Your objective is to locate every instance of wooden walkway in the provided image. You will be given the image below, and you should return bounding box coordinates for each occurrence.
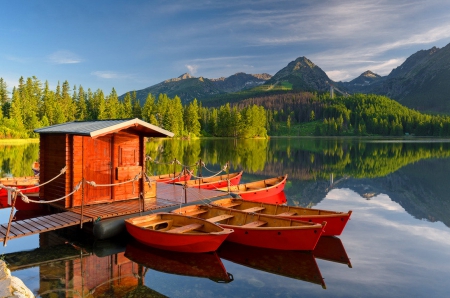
[0,183,228,243]
[0,212,91,243]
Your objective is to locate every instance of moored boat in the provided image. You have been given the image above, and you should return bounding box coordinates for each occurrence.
[0,176,40,210]
[148,169,192,183]
[216,175,288,203]
[172,204,325,251]
[124,212,233,253]
[211,198,352,236]
[176,171,243,190]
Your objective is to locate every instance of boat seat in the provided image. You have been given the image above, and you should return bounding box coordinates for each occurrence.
[220,202,242,208]
[185,209,208,216]
[143,220,173,231]
[168,223,203,233]
[206,214,234,223]
[242,220,267,228]
[241,206,265,213]
[277,211,297,216]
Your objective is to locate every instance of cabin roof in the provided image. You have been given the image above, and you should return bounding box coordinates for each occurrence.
[34,118,174,138]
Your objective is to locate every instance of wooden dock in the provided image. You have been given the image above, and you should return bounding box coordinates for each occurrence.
[0,183,228,243]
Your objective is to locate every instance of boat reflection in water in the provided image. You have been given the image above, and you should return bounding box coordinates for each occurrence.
[314,236,352,268]
[125,239,233,283]
[217,241,327,289]
[217,235,352,290]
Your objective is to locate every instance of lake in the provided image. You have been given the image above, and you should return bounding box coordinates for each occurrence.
[1,137,450,297]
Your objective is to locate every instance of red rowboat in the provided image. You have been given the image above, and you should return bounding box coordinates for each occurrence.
[148,170,192,183]
[172,204,325,251]
[176,171,243,190]
[217,241,326,289]
[0,176,40,210]
[211,198,352,236]
[216,175,288,203]
[125,239,233,283]
[124,212,233,253]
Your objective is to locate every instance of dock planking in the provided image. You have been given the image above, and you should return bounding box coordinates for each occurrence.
[0,183,227,243]
[0,212,91,243]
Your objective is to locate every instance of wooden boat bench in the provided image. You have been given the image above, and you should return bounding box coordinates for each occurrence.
[277,211,297,216]
[142,219,174,231]
[206,214,234,223]
[184,209,208,216]
[219,202,242,208]
[241,206,265,213]
[168,223,203,233]
[242,220,267,228]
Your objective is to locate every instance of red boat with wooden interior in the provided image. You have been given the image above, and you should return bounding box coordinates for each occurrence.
[124,212,233,253]
[216,175,288,203]
[172,204,325,251]
[211,198,352,236]
[147,169,191,183]
[176,171,243,190]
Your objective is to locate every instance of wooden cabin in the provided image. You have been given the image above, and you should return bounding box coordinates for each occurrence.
[34,118,174,209]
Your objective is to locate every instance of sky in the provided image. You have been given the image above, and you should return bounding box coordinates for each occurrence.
[2,0,450,96]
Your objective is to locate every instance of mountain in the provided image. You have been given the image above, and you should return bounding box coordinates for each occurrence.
[121,72,271,104]
[343,44,450,113]
[339,70,383,92]
[265,56,333,92]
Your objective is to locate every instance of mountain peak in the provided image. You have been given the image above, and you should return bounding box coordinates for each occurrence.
[178,73,194,79]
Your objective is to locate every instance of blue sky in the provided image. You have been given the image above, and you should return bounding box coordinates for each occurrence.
[2,0,450,96]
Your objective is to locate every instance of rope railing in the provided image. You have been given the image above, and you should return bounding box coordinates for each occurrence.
[19,166,68,191]
[86,173,141,194]
[18,181,83,204]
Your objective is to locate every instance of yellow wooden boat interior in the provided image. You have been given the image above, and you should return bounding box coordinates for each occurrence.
[0,176,39,186]
[173,205,324,230]
[125,213,227,234]
[216,175,285,192]
[211,198,351,218]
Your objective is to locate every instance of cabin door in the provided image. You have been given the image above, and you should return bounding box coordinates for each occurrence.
[84,136,113,204]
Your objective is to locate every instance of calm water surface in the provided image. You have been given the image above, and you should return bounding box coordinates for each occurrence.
[1,138,450,297]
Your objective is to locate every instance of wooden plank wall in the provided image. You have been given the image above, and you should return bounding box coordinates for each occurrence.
[40,134,70,208]
[71,136,84,207]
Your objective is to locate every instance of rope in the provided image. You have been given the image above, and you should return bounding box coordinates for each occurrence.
[19,181,83,204]
[19,166,68,191]
[87,173,141,194]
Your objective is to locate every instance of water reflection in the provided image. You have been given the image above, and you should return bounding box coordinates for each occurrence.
[125,240,233,283]
[3,226,352,297]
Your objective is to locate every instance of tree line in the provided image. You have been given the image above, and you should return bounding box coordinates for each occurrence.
[0,76,267,138]
[2,76,450,138]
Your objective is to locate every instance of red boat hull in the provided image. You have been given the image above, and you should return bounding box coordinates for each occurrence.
[221,175,288,204]
[126,223,230,253]
[219,223,323,251]
[154,172,192,184]
[188,172,243,190]
[281,212,352,236]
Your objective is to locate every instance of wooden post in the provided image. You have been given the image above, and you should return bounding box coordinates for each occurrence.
[173,158,177,178]
[198,158,202,189]
[80,180,85,229]
[184,166,188,203]
[3,190,18,246]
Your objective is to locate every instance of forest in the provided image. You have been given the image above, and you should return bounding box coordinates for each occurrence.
[1,76,450,139]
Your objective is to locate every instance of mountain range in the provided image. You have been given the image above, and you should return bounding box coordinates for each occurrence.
[122,42,450,113]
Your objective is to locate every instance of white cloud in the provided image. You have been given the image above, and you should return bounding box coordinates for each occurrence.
[91,71,120,79]
[185,64,198,75]
[47,50,82,64]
